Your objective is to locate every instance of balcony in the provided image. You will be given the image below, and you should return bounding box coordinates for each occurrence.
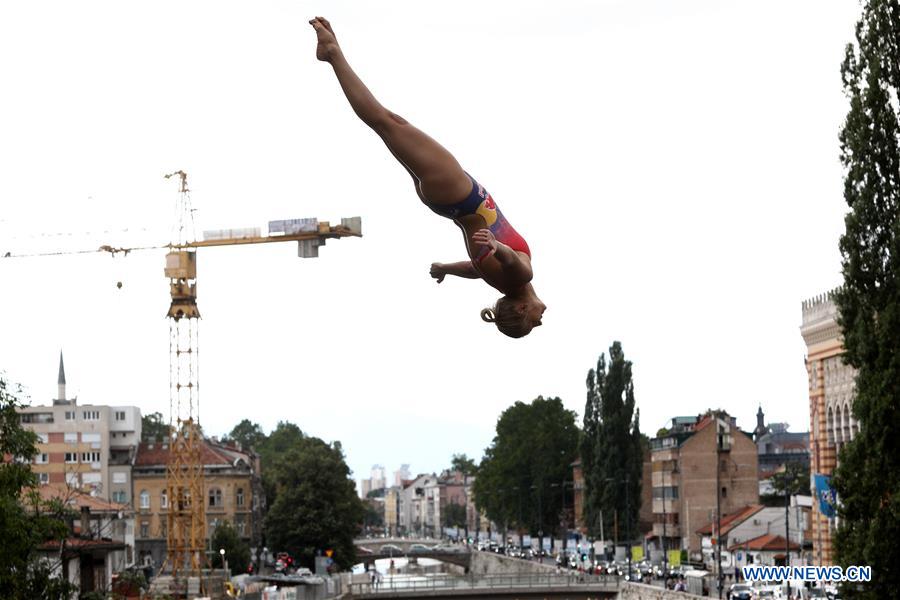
[651,523,681,538]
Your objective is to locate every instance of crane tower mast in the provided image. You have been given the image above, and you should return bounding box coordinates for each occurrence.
[162,171,206,582]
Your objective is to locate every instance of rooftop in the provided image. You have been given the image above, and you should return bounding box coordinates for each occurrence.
[696,505,765,536]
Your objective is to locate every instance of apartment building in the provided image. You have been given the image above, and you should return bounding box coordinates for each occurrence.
[18,353,141,502]
[649,412,759,557]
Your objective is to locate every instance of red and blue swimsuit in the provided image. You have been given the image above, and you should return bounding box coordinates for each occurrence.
[426,175,531,263]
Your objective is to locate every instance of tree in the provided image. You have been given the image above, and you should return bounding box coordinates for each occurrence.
[474,396,579,548]
[362,499,384,532]
[760,463,811,507]
[581,342,643,547]
[256,421,305,507]
[225,419,266,452]
[442,501,467,528]
[210,520,251,574]
[450,454,477,476]
[263,435,365,570]
[0,375,76,599]
[831,1,900,596]
[141,411,169,442]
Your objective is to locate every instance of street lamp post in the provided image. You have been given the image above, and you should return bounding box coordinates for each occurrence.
[219,548,227,583]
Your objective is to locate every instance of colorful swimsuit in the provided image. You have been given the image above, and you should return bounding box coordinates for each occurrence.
[426,175,531,263]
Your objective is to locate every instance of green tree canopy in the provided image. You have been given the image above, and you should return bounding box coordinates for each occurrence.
[141,411,169,442]
[263,435,365,570]
[450,454,477,476]
[0,376,76,599]
[831,1,900,597]
[442,502,467,528]
[225,419,266,452]
[474,396,579,540]
[581,342,643,544]
[210,520,251,573]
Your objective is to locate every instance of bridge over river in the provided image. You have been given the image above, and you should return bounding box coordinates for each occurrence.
[348,573,619,600]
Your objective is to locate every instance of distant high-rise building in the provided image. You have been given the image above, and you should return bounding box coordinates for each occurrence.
[359,464,388,498]
[394,464,411,487]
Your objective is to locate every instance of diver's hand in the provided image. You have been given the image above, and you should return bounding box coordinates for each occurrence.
[430,263,446,283]
[472,229,497,257]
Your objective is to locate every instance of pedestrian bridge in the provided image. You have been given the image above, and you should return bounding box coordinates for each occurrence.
[348,573,619,599]
[355,538,448,553]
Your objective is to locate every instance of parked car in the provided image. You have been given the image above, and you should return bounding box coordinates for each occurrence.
[409,544,431,553]
[380,544,403,555]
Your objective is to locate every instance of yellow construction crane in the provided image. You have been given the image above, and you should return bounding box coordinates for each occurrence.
[3,171,361,596]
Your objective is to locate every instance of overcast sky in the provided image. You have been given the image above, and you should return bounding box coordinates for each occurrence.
[0,0,859,485]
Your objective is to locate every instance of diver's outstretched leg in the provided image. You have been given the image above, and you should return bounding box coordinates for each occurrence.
[310,17,472,205]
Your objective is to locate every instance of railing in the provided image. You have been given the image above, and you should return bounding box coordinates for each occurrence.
[349,572,618,596]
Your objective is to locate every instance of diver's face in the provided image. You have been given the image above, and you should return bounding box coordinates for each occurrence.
[527,299,547,327]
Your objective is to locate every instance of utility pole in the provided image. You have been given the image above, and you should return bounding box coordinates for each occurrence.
[625,475,631,582]
[785,470,792,600]
[662,478,668,584]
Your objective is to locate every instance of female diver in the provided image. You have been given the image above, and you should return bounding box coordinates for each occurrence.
[310,17,546,337]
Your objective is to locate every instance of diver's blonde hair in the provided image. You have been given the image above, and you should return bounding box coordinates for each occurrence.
[481,298,531,339]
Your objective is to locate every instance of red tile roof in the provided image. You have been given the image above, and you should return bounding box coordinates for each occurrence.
[728,534,801,552]
[135,439,249,467]
[696,505,764,535]
[37,485,130,513]
[39,537,126,553]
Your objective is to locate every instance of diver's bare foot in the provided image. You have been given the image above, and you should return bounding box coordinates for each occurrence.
[309,17,340,62]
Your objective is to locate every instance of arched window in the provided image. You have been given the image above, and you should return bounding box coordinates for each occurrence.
[835,406,843,444]
[161,489,168,509]
[236,487,245,507]
[140,490,150,510]
[843,404,851,443]
[826,407,834,445]
[209,487,223,508]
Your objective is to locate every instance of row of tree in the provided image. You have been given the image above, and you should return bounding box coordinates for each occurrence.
[471,342,645,551]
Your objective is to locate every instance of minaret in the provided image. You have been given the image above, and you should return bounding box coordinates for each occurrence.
[57,351,67,402]
[754,405,766,440]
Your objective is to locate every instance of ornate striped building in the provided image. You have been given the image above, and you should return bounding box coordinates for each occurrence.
[800,291,858,565]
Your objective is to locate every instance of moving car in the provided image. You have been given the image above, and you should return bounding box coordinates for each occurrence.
[728,583,753,600]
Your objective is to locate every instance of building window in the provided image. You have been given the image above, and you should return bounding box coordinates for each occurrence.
[115,411,126,421]
[209,488,223,508]
[65,452,78,463]
[65,411,75,421]
[113,472,127,484]
[81,452,101,463]
[140,522,149,538]
[235,516,246,536]
[140,490,150,510]
[652,486,679,499]
[64,432,78,444]
[82,411,100,421]
[36,433,49,444]
[161,490,169,509]
[21,413,54,424]
[38,473,50,485]
[112,490,127,503]
[721,487,728,498]
[236,488,245,507]
[34,453,49,464]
